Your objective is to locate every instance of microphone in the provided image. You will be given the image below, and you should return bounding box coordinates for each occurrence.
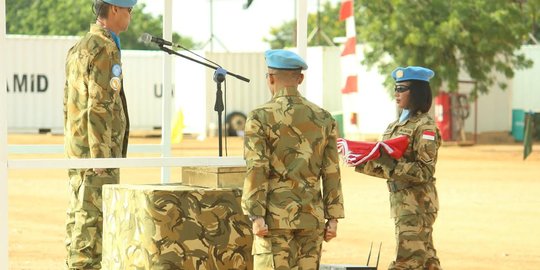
[139,33,250,83]
[139,33,172,46]
[213,67,227,83]
[143,32,224,69]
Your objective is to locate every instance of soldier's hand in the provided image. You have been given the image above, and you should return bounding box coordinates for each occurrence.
[93,168,106,175]
[374,150,397,178]
[354,163,366,173]
[252,217,268,237]
[324,219,338,242]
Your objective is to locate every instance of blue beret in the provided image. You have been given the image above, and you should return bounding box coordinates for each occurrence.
[103,0,137,8]
[265,49,308,70]
[391,66,434,82]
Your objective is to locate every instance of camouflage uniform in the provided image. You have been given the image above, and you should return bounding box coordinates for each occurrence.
[63,23,130,269]
[356,111,441,270]
[101,185,254,270]
[242,86,345,270]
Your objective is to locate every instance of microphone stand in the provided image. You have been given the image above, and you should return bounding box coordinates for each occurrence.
[157,45,250,157]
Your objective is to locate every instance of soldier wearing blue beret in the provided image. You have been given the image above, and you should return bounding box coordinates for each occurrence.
[63,0,136,268]
[356,66,442,269]
[391,66,435,82]
[242,50,345,269]
[264,49,309,70]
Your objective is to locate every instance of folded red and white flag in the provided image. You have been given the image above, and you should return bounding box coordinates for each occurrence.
[378,136,410,159]
[337,138,380,165]
[337,136,409,166]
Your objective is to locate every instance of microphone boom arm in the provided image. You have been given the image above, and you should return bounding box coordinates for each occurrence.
[157,45,250,83]
[155,44,249,157]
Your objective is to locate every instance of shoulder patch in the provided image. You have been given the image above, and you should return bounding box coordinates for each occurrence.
[110,77,121,91]
[422,130,436,140]
[112,64,122,77]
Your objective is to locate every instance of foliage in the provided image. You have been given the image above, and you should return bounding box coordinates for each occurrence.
[264,1,344,48]
[265,0,535,97]
[6,0,199,50]
[357,0,532,97]
[519,0,540,44]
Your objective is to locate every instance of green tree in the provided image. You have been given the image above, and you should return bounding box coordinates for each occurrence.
[518,0,540,44]
[6,0,199,50]
[264,1,344,48]
[265,0,534,97]
[358,0,532,97]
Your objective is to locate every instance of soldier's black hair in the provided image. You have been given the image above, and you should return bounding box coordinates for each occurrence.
[93,0,111,19]
[407,80,432,114]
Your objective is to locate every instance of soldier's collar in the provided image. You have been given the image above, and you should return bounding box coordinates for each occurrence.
[407,111,426,122]
[396,111,425,125]
[90,23,114,42]
[273,87,301,98]
[91,23,108,35]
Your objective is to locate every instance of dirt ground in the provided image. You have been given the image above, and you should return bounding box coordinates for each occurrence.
[5,134,540,270]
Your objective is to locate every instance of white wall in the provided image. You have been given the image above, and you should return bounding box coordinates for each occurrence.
[513,45,540,112]
[457,78,513,133]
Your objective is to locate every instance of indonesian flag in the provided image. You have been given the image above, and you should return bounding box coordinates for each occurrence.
[340,0,358,94]
[422,131,436,140]
[337,136,410,166]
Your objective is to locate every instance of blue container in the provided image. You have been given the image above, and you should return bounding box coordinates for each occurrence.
[512,109,525,141]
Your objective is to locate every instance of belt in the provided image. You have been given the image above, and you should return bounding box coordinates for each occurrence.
[386,180,413,193]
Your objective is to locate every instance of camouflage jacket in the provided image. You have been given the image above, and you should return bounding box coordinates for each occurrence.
[356,112,440,217]
[241,87,345,229]
[64,24,130,160]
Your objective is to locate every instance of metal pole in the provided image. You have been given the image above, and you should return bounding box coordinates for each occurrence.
[210,0,214,52]
[296,0,308,95]
[161,0,173,183]
[0,0,10,268]
[317,0,321,45]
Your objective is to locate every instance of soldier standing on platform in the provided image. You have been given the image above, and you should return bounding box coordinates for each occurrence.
[355,66,442,270]
[242,49,345,270]
[63,0,135,268]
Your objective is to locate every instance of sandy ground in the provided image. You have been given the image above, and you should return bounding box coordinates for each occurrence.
[5,134,540,270]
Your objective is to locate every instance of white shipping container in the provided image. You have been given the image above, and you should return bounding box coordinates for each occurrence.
[4,36,175,134]
[7,36,531,138]
[205,47,347,136]
[5,35,78,133]
[122,50,169,131]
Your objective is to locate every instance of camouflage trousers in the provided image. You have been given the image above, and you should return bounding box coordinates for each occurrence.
[65,168,119,270]
[389,213,441,270]
[252,228,324,270]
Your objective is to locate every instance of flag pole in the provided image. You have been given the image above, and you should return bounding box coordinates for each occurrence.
[1,0,10,268]
[296,0,308,95]
[161,0,173,183]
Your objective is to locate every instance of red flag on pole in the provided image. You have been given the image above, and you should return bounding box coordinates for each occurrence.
[341,76,358,94]
[340,0,358,94]
[341,37,356,56]
[339,0,353,21]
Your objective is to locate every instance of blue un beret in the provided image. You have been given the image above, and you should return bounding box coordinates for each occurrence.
[391,66,434,82]
[102,0,137,8]
[265,49,308,70]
